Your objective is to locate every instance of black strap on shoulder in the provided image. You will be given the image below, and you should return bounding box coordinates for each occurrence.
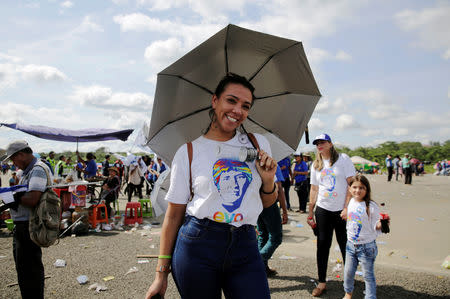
[247,133,260,151]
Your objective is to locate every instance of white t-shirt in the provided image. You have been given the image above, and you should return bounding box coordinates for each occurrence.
[346,198,381,244]
[310,153,355,212]
[166,132,271,227]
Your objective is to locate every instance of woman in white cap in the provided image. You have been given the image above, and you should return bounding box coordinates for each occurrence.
[307,133,356,297]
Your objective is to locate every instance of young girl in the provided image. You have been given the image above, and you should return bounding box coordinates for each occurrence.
[343,174,388,299]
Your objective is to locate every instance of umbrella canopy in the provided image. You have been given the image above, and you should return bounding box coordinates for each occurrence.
[146,24,321,164]
[350,156,373,165]
[1,123,134,143]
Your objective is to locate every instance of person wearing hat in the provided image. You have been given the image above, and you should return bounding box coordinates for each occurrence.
[2,140,53,299]
[306,134,356,297]
[292,153,309,213]
[101,166,121,218]
[402,153,412,184]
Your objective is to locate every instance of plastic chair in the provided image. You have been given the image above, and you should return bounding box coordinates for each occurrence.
[124,202,143,225]
[138,198,152,218]
[88,203,109,228]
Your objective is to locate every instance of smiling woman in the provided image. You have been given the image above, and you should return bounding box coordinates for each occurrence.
[145,73,278,299]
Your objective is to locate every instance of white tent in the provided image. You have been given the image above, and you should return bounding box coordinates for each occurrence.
[350,156,372,164]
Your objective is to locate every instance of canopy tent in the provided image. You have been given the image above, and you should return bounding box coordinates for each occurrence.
[350,156,373,165]
[1,123,134,150]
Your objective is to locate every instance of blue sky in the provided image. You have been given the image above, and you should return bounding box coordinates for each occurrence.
[1,0,449,156]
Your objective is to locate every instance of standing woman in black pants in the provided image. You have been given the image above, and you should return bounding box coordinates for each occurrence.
[307,133,356,297]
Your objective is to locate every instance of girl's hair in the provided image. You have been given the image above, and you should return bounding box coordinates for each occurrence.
[312,142,339,171]
[349,174,372,215]
[204,73,255,134]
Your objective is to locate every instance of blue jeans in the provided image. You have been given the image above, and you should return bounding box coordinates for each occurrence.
[172,215,270,299]
[343,240,378,299]
[257,202,282,264]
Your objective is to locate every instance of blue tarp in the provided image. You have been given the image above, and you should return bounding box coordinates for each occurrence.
[1,123,133,143]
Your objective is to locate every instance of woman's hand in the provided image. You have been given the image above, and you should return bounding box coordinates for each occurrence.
[255,149,277,185]
[145,273,168,299]
[307,215,316,228]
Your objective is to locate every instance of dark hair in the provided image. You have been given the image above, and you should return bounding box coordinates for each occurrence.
[17,147,33,155]
[86,152,94,160]
[214,72,255,101]
[349,174,373,215]
[59,155,64,160]
[204,73,255,134]
[105,155,110,159]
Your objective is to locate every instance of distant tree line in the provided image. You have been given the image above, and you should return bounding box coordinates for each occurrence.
[335,140,450,165]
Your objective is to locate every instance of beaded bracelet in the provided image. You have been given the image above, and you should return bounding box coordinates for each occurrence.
[260,183,276,194]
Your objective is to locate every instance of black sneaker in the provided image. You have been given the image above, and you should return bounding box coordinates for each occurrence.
[266,267,278,277]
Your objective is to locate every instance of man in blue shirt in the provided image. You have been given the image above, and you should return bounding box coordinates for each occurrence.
[292,153,309,213]
[277,156,292,211]
[385,154,393,182]
[77,152,97,179]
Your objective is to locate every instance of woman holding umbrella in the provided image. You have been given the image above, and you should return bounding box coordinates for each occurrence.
[145,73,278,299]
[307,133,356,297]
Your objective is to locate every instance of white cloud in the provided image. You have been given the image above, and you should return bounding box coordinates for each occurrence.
[308,117,325,130]
[111,0,129,4]
[336,114,358,130]
[335,50,352,61]
[392,128,409,136]
[144,38,184,70]
[20,64,67,82]
[395,2,450,59]
[0,64,21,91]
[0,52,22,63]
[361,128,381,137]
[61,1,73,8]
[70,85,153,111]
[73,16,104,33]
[314,97,348,114]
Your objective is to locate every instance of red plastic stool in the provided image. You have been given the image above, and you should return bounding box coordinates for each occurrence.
[88,203,109,228]
[124,202,143,225]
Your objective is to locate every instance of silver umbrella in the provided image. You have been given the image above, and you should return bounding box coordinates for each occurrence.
[146,24,321,164]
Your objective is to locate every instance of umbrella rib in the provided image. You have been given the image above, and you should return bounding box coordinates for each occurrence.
[254,91,291,101]
[225,25,230,74]
[159,74,213,95]
[246,116,273,134]
[248,42,300,81]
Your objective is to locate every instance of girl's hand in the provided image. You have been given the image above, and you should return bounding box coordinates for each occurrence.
[340,207,348,220]
[255,149,277,185]
[145,274,168,299]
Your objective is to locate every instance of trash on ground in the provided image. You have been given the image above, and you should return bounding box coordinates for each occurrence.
[71,234,76,238]
[102,276,114,281]
[356,271,363,276]
[151,222,160,225]
[124,230,132,234]
[336,274,340,278]
[334,245,340,252]
[103,224,112,231]
[131,227,137,232]
[441,256,450,269]
[279,255,298,260]
[54,259,66,267]
[0,255,6,259]
[88,283,108,293]
[151,231,161,235]
[402,255,408,259]
[150,245,155,249]
[332,264,342,272]
[134,222,139,228]
[77,275,89,284]
[388,251,394,256]
[138,259,150,264]
[143,225,152,230]
[416,217,425,221]
[290,221,297,227]
[125,266,139,275]
[296,223,304,228]
[141,232,148,237]
[376,241,386,245]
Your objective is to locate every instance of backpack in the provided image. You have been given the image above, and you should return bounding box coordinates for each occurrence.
[29,161,61,247]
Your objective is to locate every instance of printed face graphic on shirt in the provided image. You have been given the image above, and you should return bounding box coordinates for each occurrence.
[348,206,364,241]
[320,168,337,199]
[213,159,252,213]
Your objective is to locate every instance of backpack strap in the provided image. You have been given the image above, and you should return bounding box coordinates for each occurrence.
[34,161,52,187]
[187,142,194,199]
[247,133,260,151]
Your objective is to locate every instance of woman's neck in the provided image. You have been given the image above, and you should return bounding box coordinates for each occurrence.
[321,152,331,160]
[204,124,236,141]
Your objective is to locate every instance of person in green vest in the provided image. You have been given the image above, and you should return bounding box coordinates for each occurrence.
[47,151,56,173]
[55,155,66,178]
